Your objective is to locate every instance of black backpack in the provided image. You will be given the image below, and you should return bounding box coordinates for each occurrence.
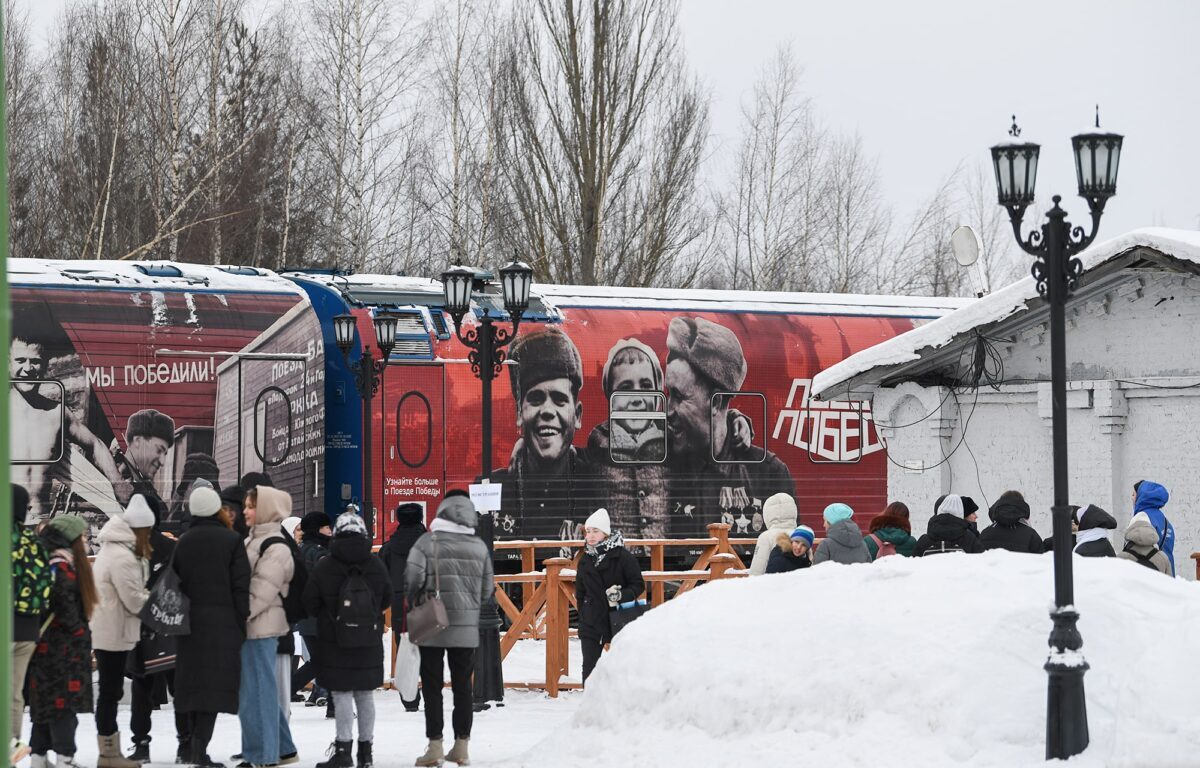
[1123,542,1162,571]
[260,535,309,624]
[335,565,380,648]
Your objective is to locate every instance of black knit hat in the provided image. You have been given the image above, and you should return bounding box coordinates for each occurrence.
[126,409,175,445]
[240,471,274,491]
[396,502,424,525]
[300,511,330,534]
[12,484,30,530]
[175,453,221,496]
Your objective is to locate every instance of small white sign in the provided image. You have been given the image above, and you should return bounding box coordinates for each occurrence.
[469,482,503,512]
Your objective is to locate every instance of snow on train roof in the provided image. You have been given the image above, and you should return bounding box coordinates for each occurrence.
[8,258,306,296]
[810,227,1200,401]
[535,284,968,317]
[288,270,969,318]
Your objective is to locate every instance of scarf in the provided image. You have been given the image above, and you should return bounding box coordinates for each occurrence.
[1074,527,1111,552]
[587,531,625,567]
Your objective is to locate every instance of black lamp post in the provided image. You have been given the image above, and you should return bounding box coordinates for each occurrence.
[990,113,1123,760]
[441,259,534,709]
[332,311,400,540]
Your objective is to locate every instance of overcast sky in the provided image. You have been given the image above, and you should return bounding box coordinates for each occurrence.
[18,0,1200,242]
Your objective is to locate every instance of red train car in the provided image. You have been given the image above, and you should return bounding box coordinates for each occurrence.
[296,273,965,545]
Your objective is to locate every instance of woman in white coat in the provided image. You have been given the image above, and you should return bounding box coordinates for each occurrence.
[90,495,155,768]
[748,493,799,575]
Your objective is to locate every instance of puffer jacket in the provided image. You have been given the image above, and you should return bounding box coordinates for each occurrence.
[1073,505,1117,557]
[914,513,983,556]
[980,496,1044,554]
[1133,481,1176,576]
[748,493,799,575]
[244,487,295,639]
[766,533,812,574]
[864,513,917,559]
[1118,514,1172,575]
[405,496,493,649]
[812,519,871,565]
[90,514,151,651]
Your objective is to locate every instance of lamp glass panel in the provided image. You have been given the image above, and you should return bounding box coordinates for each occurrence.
[333,314,355,351]
[374,314,398,349]
[1025,150,1038,199]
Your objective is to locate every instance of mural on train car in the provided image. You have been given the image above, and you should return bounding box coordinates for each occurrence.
[384,306,915,540]
[9,287,322,541]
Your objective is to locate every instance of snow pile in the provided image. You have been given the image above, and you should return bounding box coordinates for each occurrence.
[519,552,1200,767]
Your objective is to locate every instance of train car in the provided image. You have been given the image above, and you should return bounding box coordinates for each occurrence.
[291,271,968,549]
[7,259,325,542]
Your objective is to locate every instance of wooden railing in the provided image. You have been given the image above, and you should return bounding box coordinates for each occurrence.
[493,522,757,697]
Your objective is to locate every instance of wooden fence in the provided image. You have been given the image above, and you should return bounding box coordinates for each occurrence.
[494,522,756,697]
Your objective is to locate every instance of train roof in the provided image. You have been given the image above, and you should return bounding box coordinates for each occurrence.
[8,258,306,296]
[285,271,970,320]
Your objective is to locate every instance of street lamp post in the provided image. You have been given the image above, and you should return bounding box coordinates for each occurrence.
[441,260,534,709]
[990,114,1123,761]
[332,311,400,540]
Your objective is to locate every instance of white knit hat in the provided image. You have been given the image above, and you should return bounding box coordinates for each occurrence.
[584,508,611,536]
[124,494,156,529]
[189,486,222,518]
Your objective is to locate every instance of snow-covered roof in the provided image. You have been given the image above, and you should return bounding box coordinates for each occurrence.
[811,227,1200,400]
[8,258,305,295]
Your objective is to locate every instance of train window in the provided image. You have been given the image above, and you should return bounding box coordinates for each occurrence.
[711,392,767,464]
[252,386,293,467]
[607,390,667,464]
[10,379,67,464]
[395,391,433,468]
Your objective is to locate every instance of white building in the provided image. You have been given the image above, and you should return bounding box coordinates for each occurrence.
[812,228,1200,579]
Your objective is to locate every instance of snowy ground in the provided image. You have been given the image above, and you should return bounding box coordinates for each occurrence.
[45,553,1200,767]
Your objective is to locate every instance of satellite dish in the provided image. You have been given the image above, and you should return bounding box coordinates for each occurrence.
[951,225,982,267]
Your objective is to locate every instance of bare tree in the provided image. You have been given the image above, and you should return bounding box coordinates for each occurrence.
[304,0,429,273]
[493,0,710,286]
[721,46,826,291]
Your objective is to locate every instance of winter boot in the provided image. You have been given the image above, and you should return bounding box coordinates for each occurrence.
[127,739,151,764]
[98,734,140,768]
[315,742,352,768]
[355,742,372,768]
[445,738,469,766]
[324,698,335,720]
[400,696,420,713]
[413,740,443,767]
[29,753,53,768]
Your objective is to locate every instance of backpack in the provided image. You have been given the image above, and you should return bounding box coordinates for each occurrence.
[335,565,381,648]
[1123,542,1162,571]
[260,535,308,624]
[921,540,964,556]
[868,533,897,560]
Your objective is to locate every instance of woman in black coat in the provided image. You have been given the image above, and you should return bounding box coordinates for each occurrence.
[574,510,644,684]
[171,487,251,768]
[979,490,1044,554]
[303,513,389,768]
[914,495,984,556]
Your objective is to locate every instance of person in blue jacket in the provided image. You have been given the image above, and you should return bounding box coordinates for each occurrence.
[1133,480,1176,576]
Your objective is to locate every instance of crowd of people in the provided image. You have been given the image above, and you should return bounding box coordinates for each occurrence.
[9,476,492,768]
[8,475,1181,768]
[744,480,1179,576]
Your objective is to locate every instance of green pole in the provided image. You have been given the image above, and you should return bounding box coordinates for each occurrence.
[1,0,13,757]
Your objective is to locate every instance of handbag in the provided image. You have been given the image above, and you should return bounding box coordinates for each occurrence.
[609,598,649,636]
[138,551,190,636]
[126,627,178,677]
[406,537,449,644]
